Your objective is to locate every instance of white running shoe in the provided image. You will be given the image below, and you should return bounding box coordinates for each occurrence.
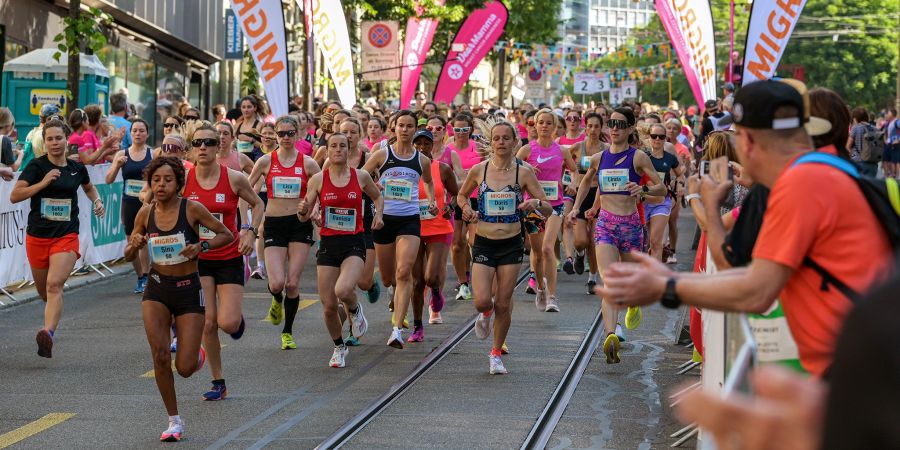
[429,309,443,324]
[545,295,560,312]
[387,328,404,349]
[666,255,677,264]
[474,312,493,340]
[534,289,547,311]
[349,304,368,337]
[160,417,184,442]
[329,345,348,368]
[489,355,508,375]
[615,323,626,342]
[455,283,472,300]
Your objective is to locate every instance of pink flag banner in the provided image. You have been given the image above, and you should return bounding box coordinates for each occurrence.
[432,0,508,104]
[654,0,716,110]
[401,0,444,109]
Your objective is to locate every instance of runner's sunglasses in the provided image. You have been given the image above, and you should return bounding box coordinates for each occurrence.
[276,130,297,138]
[452,127,471,133]
[161,144,184,153]
[650,134,667,140]
[191,138,220,147]
[607,119,630,130]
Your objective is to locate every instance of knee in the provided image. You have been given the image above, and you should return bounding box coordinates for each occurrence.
[219,317,241,334]
[334,284,355,301]
[284,279,299,294]
[203,319,218,336]
[152,348,171,370]
[424,273,441,288]
[322,301,340,318]
[541,243,555,258]
[395,265,413,282]
[268,279,285,293]
[493,301,511,318]
[45,281,64,296]
[175,362,196,378]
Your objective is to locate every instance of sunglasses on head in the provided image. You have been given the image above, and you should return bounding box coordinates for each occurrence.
[650,134,666,140]
[426,125,445,132]
[276,130,297,138]
[453,127,471,133]
[161,143,184,153]
[191,138,219,148]
[607,119,630,130]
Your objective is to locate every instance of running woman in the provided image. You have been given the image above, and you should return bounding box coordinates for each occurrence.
[361,110,437,348]
[10,119,106,358]
[298,133,384,367]
[516,108,577,312]
[365,116,388,150]
[106,118,153,294]
[250,123,279,280]
[644,123,684,261]
[410,129,459,334]
[448,113,481,301]
[184,121,264,401]
[426,116,465,179]
[248,115,321,350]
[457,118,551,374]
[125,157,233,442]
[574,107,665,364]
[215,121,254,175]
[558,110,585,276]
[155,116,185,157]
[566,112,608,294]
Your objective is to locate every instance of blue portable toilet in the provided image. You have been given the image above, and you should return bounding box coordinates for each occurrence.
[1,48,110,139]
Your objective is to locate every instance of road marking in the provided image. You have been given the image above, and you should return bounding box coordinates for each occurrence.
[0,413,75,449]
[260,299,318,323]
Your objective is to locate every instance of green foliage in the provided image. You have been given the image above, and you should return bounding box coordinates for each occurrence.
[52,6,112,62]
[241,49,260,96]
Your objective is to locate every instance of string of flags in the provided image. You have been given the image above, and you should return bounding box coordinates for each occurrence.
[493,40,672,65]
[530,61,683,85]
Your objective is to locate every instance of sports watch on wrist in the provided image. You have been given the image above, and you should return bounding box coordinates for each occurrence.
[200,240,211,253]
[660,277,681,309]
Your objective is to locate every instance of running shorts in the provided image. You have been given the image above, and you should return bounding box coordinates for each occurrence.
[362,230,375,250]
[423,232,453,246]
[264,214,315,247]
[594,209,643,254]
[889,143,900,163]
[26,233,80,270]
[122,200,143,236]
[472,235,524,268]
[373,214,420,245]
[143,270,205,316]
[317,234,367,267]
[523,204,565,234]
[576,187,598,220]
[198,256,245,286]
[644,197,673,220]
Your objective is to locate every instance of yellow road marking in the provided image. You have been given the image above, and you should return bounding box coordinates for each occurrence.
[260,299,318,322]
[0,413,75,448]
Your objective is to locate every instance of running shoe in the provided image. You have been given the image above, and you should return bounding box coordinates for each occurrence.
[615,323,626,342]
[268,298,284,326]
[430,287,445,312]
[159,417,184,442]
[489,355,508,375]
[366,277,381,304]
[330,345,348,368]
[344,333,360,347]
[501,342,510,355]
[624,306,643,330]
[603,332,621,364]
[407,325,425,342]
[474,312,493,339]
[455,283,472,300]
[228,315,245,340]
[388,285,395,311]
[250,268,266,280]
[202,381,227,401]
[281,332,297,350]
[349,304,368,337]
[387,329,404,349]
[197,346,206,372]
[525,276,537,295]
[170,337,177,353]
[429,309,443,324]
[134,275,146,294]
[575,251,585,274]
[36,329,53,358]
[562,257,575,275]
[534,288,547,311]
[585,279,597,295]
[545,295,560,312]
[666,254,678,264]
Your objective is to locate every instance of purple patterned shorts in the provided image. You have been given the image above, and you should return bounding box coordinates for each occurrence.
[594,209,644,254]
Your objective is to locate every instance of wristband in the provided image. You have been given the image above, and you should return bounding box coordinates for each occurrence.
[684,193,701,203]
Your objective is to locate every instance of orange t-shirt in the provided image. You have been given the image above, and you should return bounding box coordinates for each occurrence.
[752,154,892,376]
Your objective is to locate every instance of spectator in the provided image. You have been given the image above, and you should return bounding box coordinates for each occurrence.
[108,93,132,149]
[212,104,227,123]
[808,88,852,160]
[722,82,735,105]
[22,104,62,169]
[847,106,880,176]
[0,107,22,171]
[881,107,899,179]
[69,107,118,165]
[698,99,732,150]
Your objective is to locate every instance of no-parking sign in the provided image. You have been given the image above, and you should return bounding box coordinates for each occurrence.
[362,21,400,81]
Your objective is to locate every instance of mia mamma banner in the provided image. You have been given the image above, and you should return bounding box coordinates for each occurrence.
[230,0,289,116]
[741,0,807,85]
[654,0,716,109]
[432,1,508,104]
[308,0,357,106]
[401,0,445,108]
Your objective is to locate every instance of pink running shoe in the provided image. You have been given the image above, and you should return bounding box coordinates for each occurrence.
[430,288,445,312]
[407,325,424,342]
[525,276,537,295]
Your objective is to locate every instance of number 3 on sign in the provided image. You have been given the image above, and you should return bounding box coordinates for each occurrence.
[597,74,610,92]
[574,73,597,94]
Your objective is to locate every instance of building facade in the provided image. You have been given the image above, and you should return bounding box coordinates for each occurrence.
[558,0,657,69]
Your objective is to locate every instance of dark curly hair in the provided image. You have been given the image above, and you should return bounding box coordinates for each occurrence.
[144,156,186,191]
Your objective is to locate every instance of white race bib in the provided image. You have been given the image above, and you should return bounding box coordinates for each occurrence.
[600,169,629,192]
[539,180,559,201]
[272,176,301,198]
[199,213,223,241]
[383,179,413,201]
[579,156,592,171]
[324,207,357,232]
[419,199,435,219]
[484,192,517,217]
[40,198,71,222]
[237,141,253,154]
[124,179,145,198]
[149,233,188,265]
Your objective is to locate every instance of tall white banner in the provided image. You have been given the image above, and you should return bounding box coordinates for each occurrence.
[309,0,357,106]
[230,0,290,116]
[655,0,716,109]
[741,0,807,85]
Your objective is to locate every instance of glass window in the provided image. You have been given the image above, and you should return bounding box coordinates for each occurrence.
[155,65,185,145]
[5,41,28,62]
[126,53,157,145]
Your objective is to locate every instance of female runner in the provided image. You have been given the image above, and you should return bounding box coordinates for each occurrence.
[365,116,387,150]
[250,123,279,280]
[559,109,585,275]
[215,121,254,174]
[447,113,481,300]
[643,123,684,261]
[425,116,464,179]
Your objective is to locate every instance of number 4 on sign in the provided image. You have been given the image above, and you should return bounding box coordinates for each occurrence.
[622,81,637,99]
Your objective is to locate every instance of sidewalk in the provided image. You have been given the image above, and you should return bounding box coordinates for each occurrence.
[0,261,134,310]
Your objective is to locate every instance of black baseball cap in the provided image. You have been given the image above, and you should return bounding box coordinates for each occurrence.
[704,99,719,110]
[732,78,831,136]
[413,129,434,142]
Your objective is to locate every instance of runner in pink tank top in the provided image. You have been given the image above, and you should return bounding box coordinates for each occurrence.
[448,114,481,302]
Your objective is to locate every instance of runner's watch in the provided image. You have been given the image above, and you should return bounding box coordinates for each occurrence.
[241,224,258,238]
[660,277,680,309]
[200,241,211,253]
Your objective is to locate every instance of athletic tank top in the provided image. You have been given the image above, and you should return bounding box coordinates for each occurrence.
[434,146,456,167]
[183,165,239,260]
[525,140,564,207]
[217,150,242,172]
[146,199,200,266]
[597,147,642,195]
[558,133,585,146]
[478,160,523,224]
[449,140,480,171]
[266,150,308,200]
[357,153,375,230]
[121,146,152,203]
[320,168,364,236]
[378,145,422,217]
[418,160,454,236]
[577,141,594,174]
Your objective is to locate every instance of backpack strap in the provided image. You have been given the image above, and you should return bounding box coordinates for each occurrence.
[803,256,861,303]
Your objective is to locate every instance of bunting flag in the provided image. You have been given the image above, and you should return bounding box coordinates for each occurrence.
[401,0,445,108]
[655,0,717,109]
[741,0,807,85]
[230,0,289,116]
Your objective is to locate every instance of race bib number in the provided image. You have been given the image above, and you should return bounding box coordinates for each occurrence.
[40,198,71,222]
[199,213,223,241]
[600,169,629,192]
[562,170,573,186]
[237,141,253,153]
[124,179,145,197]
[539,180,559,201]
[149,234,188,266]
[419,199,435,220]
[580,156,592,171]
[272,176,301,198]
[484,192,517,216]
[383,179,413,201]
[325,207,357,232]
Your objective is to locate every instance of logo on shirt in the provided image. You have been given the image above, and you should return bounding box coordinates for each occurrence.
[348,192,357,199]
[536,155,555,164]
[324,192,337,200]
[295,167,303,175]
[216,193,225,203]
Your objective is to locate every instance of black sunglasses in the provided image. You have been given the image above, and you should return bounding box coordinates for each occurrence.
[607,119,630,130]
[191,138,220,148]
[184,115,199,121]
[650,134,667,140]
[276,130,297,138]
[163,123,177,129]
[161,143,184,153]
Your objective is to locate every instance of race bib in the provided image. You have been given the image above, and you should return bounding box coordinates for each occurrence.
[149,233,188,266]
[383,179,413,201]
[600,169,629,192]
[40,198,71,222]
[657,171,668,187]
[237,141,253,153]
[325,207,357,232]
[419,199,435,220]
[562,170,573,186]
[199,213,223,241]
[539,180,559,201]
[580,156,592,171]
[272,176,301,198]
[484,192,517,217]
[124,179,145,198]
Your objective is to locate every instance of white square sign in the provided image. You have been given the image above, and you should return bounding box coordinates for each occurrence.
[596,74,610,92]
[609,88,623,105]
[621,80,638,98]
[573,73,598,94]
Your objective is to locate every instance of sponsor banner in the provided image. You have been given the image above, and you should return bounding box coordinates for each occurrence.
[224,9,244,60]
[433,0,508,104]
[362,21,401,82]
[741,0,807,85]
[401,0,445,108]
[655,0,716,109]
[0,174,29,287]
[230,0,289,116]
[309,0,357,106]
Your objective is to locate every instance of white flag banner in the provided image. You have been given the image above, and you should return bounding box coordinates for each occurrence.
[308,0,357,106]
[741,0,808,85]
[230,0,290,116]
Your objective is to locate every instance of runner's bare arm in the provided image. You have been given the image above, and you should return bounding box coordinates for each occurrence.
[297,172,322,222]
[440,162,459,196]
[519,165,553,216]
[247,154,270,193]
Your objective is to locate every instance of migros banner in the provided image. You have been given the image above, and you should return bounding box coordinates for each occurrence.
[230,0,289,116]
[742,0,807,85]
[308,0,357,106]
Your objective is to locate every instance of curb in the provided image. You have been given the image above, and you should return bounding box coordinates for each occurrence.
[0,267,135,311]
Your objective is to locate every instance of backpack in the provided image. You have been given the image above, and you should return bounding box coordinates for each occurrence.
[859,124,885,163]
[791,152,900,301]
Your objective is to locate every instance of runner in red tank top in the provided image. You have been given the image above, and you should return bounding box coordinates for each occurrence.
[185,122,264,400]
[299,133,384,368]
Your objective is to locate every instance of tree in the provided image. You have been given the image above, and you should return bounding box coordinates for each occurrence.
[52,2,112,117]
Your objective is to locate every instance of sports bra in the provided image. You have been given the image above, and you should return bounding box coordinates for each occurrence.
[478,160,523,224]
[597,147,643,195]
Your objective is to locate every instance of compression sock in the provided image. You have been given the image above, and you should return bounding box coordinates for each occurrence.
[282,296,300,334]
[414,319,423,328]
[268,286,284,303]
[333,338,344,347]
